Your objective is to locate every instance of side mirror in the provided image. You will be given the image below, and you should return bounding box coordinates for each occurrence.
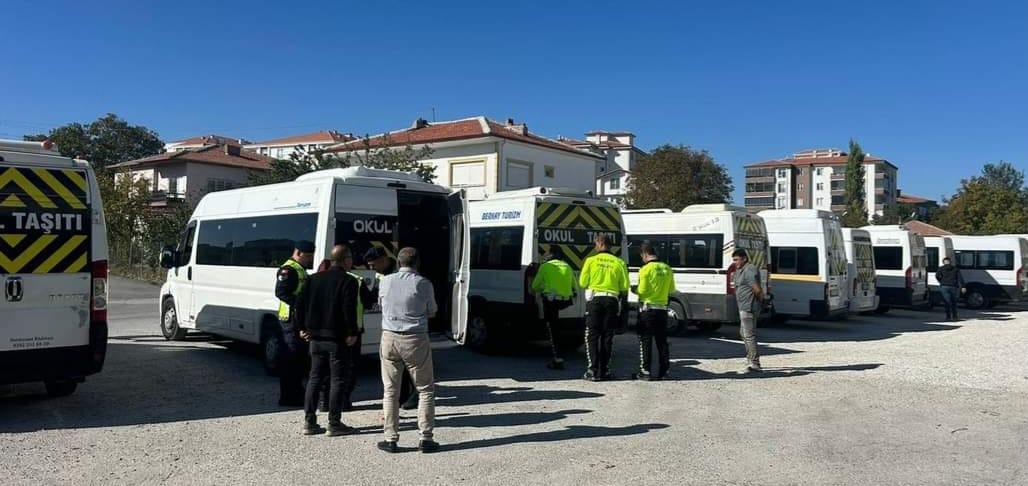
[159,245,179,269]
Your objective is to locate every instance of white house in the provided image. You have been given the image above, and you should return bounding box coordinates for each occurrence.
[323,117,606,201]
[109,144,272,207]
[246,130,353,160]
[559,131,646,207]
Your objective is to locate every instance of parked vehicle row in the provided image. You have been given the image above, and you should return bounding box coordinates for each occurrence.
[150,167,1028,373]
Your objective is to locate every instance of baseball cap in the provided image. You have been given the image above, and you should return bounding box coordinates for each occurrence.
[363,247,387,262]
[294,240,316,253]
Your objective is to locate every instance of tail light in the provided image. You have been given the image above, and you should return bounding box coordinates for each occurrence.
[904,267,912,289]
[91,260,108,322]
[726,263,737,295]
[1017,267,1025,290]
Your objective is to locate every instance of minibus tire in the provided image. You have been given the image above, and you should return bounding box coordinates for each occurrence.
[963,288,989,310]
[874,305,891,315]
[666,301,687,335]
[261,320,284,377]
[161,299,187,341]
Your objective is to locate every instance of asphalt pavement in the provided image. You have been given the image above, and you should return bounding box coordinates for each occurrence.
[1,277,1026,485]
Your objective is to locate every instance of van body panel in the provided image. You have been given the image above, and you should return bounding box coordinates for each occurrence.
[842,228,879,313]
[863,226,930,308]
[949,235,1028,303]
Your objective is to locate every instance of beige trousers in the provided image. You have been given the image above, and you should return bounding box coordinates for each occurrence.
[380,331,435,441]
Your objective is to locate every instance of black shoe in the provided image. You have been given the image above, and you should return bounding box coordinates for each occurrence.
[631,372,653,381]
[401,397,419,411]
[546,360,565,370]
[303,423,326,436]
[327,424,356,437]
[419,439,440,453]
[377,441,398,453]
[582,372,600,382]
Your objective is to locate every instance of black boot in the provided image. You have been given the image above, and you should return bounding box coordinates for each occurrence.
[303,415,325,436]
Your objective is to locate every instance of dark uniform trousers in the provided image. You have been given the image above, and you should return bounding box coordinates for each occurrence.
[585,296,620,378]
[637,309,670,377]
[306,340,354,424]
[279,320,308,403]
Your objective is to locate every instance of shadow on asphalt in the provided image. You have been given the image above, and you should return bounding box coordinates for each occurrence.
[441,423,670,451]
[436,409,592,428]
[665,363,883,381]
[435,385,603,407]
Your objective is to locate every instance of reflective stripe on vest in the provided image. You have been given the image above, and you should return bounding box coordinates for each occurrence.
[348,272,364,330]
[277,259,308,321]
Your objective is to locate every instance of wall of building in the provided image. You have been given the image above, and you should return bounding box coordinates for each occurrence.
[500,141,603,195]
[184,163,255,202]
[411,142,499,201]
[247,142,333,160]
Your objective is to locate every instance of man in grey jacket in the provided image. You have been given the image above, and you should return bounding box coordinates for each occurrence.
[377,247,439,454]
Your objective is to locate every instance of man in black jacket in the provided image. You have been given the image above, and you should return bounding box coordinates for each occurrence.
[295,245,360,436]
[935,257,965,321]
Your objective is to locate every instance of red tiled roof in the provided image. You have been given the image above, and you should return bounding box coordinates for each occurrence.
[169,134,249,146]
[897,194,933,204]
[252,130,353,146]
[905,220,952,237]
[325,117,605,160]
[110,144,272,171]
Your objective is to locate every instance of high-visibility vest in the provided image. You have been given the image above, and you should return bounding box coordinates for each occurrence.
[348,271,364,330]
[277,259,308,321]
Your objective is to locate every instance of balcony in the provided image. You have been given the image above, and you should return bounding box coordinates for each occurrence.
[150,190,187,207]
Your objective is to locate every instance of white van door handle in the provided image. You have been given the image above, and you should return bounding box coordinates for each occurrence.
[5,276,23,302]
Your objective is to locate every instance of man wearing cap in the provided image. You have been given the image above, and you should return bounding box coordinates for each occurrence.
[274,240,316,407]
[364,247,418,410]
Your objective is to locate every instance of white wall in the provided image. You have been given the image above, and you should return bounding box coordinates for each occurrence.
[500,141,604,195]
[185,163,255,201]
[246,142,333,160]
[414,142,499,201]
[813,165,833,210]
[774,167,792,209]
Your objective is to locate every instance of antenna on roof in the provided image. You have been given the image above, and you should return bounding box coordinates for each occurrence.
[431,107,436,122]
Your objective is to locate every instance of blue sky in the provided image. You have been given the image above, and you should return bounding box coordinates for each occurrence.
[2,0,1025,202]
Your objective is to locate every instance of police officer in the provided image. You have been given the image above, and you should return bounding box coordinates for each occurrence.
[364,247,418,410]
[632,241,676,381]
[275,240,316,407]
[531,247,577,370]
[578,233,629,381]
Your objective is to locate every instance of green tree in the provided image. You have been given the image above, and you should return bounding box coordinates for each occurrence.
[872,202,917,225]
[96,171,152,265]
[935,161,1028,234]
[625,144,733,211]
[841,140,868,227]
[25,113,163,172]
[249,135,436,186]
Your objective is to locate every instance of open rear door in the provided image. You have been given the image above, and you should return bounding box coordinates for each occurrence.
[447,189,470,343]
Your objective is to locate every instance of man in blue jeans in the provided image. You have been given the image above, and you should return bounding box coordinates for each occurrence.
[935,257,965,322]
[294,245,361,436]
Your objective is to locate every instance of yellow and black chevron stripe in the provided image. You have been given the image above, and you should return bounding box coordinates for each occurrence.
[0,233,89,273]
[728,215,769,269]
[536,203,621,232]
[0,167,88,210]
[0,167,90,274]
[536,203,623,269]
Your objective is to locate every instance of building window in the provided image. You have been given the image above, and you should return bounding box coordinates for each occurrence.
[207,178,236,193]
[451,161,486,187]
[777,168,788,178]
[797,183,804,191]
[745,167,775,178]
[831,180,845,191]
[168,177,179,195]
[544,165,555,178]
[505,159,533,189]
[816,182,824,191]
[744,197,774,207]
[816,168,823,176]
[746,182,774,193]
[776,183,786,193]
[776,197,787,209]
[610,177,621,190]
[816,197,824,207]
[797,198,804,207]
[831,195,845,206]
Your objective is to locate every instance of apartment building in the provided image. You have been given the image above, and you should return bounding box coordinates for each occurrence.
[743,148,899,218]
[559,131,646,208]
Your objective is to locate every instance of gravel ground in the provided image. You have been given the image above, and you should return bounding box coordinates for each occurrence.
[1,277,1026,486]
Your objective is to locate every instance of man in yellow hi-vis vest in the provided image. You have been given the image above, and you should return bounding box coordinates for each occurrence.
[274,240,315,407]
[632,240,676,381]
[578,233,629,382]
[531,247,577,370]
